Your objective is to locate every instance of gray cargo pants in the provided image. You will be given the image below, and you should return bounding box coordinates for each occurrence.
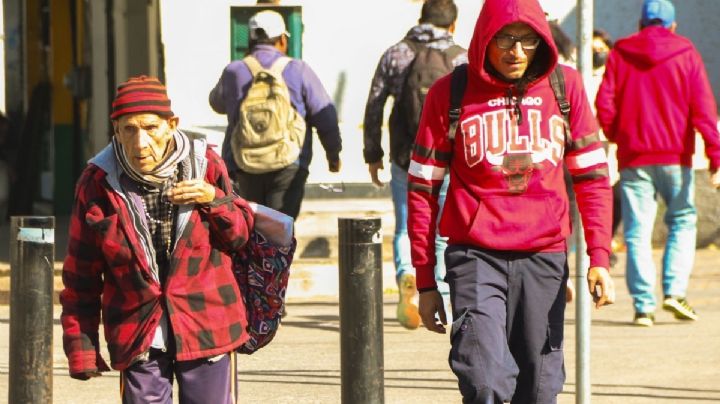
[445,245,568,404]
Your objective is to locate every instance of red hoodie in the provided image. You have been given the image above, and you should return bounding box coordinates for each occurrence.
[407,0,612,290]
[596,26,720,172]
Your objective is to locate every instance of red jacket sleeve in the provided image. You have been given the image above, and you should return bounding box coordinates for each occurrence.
[407,78,453,290]
[564,67,613,269]
[60,169,111,379]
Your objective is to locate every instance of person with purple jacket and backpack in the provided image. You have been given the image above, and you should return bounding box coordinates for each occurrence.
[209,10,342,221]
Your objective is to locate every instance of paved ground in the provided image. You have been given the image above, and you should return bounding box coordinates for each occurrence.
[0,200,719,403]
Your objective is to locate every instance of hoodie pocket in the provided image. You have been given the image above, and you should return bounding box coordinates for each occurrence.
[468,194,563,250]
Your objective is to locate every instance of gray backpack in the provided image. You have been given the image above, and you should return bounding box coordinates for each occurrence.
[231,56,306,173]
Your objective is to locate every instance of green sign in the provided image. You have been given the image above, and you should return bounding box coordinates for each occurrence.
[230,5,303,61]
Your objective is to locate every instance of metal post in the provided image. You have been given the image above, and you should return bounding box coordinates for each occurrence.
[232,351,238,404]
[338,218,384,404]
[9,216,55,404]
[576,0,594,402]
[573,209,591,404]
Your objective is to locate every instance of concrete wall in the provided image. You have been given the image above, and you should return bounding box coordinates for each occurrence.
[560,0,720,111]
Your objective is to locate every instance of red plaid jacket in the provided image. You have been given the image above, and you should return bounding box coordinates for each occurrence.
[60,140,254,378]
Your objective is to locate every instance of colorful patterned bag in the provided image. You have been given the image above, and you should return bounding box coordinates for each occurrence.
[233,229,295,354]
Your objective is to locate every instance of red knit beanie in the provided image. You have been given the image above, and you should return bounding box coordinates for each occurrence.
[110,75,174,120]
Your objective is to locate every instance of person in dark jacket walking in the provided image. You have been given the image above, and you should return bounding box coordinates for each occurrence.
[363,0,467,329]
[60,76,255,403]
[209,10,342,220]
[596,0,720,327]
[408,0,615,402]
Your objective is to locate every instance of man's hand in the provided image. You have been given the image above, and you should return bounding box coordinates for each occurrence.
[328,158,342,173]
[167,179,216,205]
[419,290,447,334]
[710,170,720,190]
[367,161,384,187]
[587,266,615,309]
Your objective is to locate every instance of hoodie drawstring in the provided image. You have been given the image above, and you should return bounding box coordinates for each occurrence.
[507,87,524,126]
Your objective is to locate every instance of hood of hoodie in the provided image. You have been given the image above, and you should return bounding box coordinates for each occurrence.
[467,0,558,88]
[614,26,692,68]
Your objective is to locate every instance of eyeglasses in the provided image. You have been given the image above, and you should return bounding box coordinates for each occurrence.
[494,34,541,50]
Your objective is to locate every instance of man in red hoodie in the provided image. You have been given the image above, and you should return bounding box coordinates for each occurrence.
[596,0,720,328]
[408,0,615,402]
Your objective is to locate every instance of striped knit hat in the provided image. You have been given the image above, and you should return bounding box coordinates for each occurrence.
[110,75,174,120]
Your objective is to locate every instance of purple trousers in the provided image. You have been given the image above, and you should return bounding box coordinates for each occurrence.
[120,349,232,404]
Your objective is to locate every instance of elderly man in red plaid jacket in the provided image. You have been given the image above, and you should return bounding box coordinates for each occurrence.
[60,76,255,403]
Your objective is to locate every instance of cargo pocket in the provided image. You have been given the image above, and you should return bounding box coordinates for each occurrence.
[449,308,517,402]
[538,321,566,401]
[448,308,481,399]
[546,320,564,352]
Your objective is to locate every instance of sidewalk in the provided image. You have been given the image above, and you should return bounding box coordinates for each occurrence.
[0,200,719,403]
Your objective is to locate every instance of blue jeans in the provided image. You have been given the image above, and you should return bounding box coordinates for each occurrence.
[620,166,697,314]
[390,162,449,295]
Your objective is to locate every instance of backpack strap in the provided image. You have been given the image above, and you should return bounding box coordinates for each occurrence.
[444,44,466,62]
[548,65,572,149]
[268,56,292,78]
[402,39,422,54]
[243,55,264,77]
[448,64,468,142]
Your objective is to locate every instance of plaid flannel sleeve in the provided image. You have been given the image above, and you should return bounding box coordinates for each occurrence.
[59,171,111,379]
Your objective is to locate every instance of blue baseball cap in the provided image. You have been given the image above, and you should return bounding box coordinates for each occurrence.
[641,0,675,28]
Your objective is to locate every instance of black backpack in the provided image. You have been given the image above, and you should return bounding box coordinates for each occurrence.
[391,40,465,169]
[447,64,571,146]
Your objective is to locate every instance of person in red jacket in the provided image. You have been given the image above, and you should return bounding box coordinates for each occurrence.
[60,76,255,403]
[596,0,720,327]
[407,0,615,401]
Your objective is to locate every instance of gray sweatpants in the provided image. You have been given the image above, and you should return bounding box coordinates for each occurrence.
[445,245,568,404]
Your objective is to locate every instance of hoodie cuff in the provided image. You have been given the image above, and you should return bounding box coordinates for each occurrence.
[588,247,611,271]
[415,264,438,290]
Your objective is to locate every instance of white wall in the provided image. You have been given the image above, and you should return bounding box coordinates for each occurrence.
[160,0,720,184]
[160,0,482,184]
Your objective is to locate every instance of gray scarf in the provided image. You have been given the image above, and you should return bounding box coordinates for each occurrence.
[112,130,191,188]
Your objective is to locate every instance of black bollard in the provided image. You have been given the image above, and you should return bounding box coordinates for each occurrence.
[338,217,384,404]
[9,216,54,404]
